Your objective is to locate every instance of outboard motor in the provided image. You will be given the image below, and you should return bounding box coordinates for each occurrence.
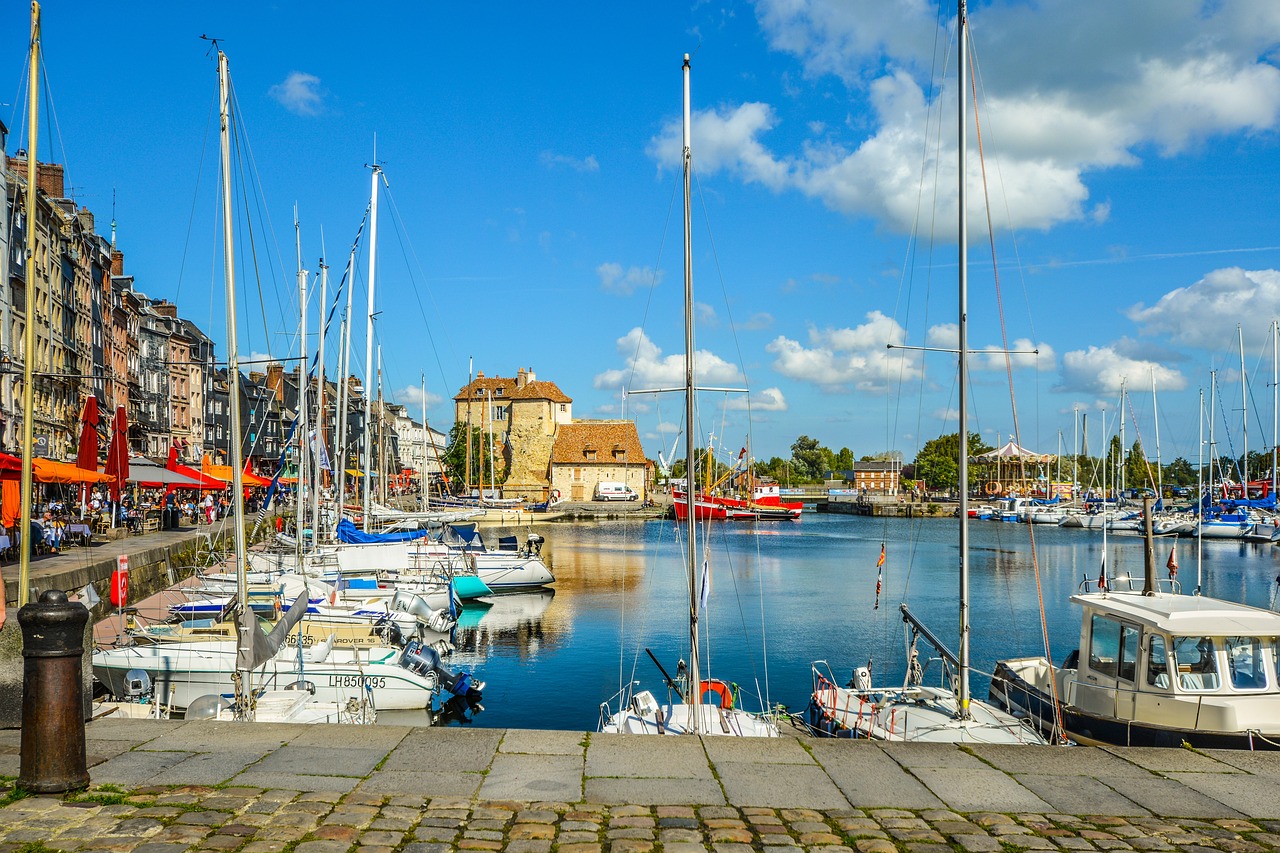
[526,532,544,556]
[400,640,485,702]
[849,666,872,691]
[123,668,152,701]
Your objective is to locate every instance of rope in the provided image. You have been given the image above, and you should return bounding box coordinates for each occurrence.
[967,38,1065,741]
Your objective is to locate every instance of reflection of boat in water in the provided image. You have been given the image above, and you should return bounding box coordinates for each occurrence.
[452,590,557,661]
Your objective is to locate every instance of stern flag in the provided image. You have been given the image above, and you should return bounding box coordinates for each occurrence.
[873,543,885,610]
[1167,545,1179,579]
[1098,548,1108,591]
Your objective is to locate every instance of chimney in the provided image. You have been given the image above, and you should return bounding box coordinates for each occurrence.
[111,250,124,276]
[476,370,485,380]
[526,368,536,384]
[516,367,527,388]
[78,206,94,233]
[265,363,284,402]
[36,162,64,198]
[152,300,178,318]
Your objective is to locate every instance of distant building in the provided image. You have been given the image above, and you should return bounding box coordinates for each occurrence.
[549,421,646,502]
[453,367,573,498]
[849,460,901,496]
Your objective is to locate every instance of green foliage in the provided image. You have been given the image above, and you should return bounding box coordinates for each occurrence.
[1164,457,1195,486]
[912,432,993,491]
[833,447,854,471]
[790,435,826,481]
[441,424,502,492]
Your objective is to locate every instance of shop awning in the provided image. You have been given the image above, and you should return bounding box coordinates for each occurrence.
[33,457,115,485]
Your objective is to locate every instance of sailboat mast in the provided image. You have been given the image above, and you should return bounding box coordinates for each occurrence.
[17,1,41,607]
[1073,406,1079,499]
[1152,371,1162,501]
[955,0,972,719]
[486,389,497,500]
[295,212,309,539]
[1118,380,1126,494]
[421,375,429,509]
[1272,320,1277,497]
[334,240,357,533]
[1240,324,1249,488]
[682,53,701,731]
[1197,387,1204,595]
[218,50,252,709]
[312,254,328,542]
[361,162,381,531]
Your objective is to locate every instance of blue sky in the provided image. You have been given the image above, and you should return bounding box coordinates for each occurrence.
[7,1,1280,471]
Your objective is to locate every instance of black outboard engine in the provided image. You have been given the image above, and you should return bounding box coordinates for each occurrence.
[399,640,484,703]
[526,532,544,556]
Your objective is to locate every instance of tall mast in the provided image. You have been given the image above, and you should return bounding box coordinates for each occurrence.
[956,0,972,719]
[219,50,252,710]
[1073,406,1079,499]
[1118,380,1126,494]
[466,357,473,494]
[1151,371,1162,501]
[681,53,701,732]
[377,347,386,506]
[486,389,497,500]
[17,1,41,607]
[420,374,429,509]
[294,210,309,540]
[333,238,357,534]
[361,161,381,531]
[311,252,328,543]
[1240,324,1248,488]
[1272,320,1278,498]
[1196,387,1204,595]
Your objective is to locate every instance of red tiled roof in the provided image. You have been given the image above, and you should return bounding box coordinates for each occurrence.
[550,422,646,465]
[453,376,572,404]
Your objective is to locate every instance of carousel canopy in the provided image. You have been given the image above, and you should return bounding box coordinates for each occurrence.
[971,439,1054,464]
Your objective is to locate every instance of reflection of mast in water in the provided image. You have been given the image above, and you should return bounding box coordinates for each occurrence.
[452,590,558,662]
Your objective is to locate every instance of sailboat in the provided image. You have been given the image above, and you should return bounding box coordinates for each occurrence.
[92,49,476,720]
[597,54,778,738]
[804,1,1046,745]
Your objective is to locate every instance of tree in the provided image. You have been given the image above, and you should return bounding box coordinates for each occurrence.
[833,447,854,472]
[441,424,498,493]
[1124,440,1151,491]
[790,435,826,481]
[1164,457,1195,487]
[913,432,993,492]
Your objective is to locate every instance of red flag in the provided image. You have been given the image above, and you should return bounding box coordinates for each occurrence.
[1098,549,1108,591]
[1166,545,1178,579]
[874,543,885,609]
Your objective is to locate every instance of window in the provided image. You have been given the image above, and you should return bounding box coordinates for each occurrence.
[1224,636,1268,691]
[491,405,506,421]
[1173,636,1221,691]
[495,387,503,397]
[559,404,566,412]
[1088,615,1121,678]
[1146,635,1170,687]
[1118,624,1139,682]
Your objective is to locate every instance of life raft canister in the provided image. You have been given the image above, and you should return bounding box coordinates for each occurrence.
[699,678,734,709]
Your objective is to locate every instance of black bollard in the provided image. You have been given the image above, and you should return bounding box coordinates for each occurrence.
[18,589,90,793]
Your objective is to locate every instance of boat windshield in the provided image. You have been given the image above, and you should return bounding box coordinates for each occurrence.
[1145,635,1169,688]
[1223,636,1270,691]
[1172,636,1221,691]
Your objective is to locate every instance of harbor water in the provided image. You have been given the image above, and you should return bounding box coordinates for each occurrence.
[384,512,1280,731]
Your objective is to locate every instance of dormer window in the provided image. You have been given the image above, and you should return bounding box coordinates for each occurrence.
[495,387,504,397]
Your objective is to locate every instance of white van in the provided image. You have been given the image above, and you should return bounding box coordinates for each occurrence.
[595,481,639,501]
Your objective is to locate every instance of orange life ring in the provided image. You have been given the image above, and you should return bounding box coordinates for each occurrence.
[699,678,734,710]
[985,481,1001,495]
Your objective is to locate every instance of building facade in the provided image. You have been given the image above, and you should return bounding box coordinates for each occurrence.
[548,421,646,502]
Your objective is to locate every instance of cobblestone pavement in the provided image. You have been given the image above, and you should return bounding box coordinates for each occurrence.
[3,790,1280,853]
[3,719,1280,852]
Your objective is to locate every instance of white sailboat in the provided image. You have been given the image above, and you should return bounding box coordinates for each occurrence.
[93,49,474,720]
[805,1,1045,745]
[598,54,778,738]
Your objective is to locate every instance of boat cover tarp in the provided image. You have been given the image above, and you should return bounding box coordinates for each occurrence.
[442,522,484,551]
[497,535,519,551]
[1219,497,1277,511]
[335,518,429,544]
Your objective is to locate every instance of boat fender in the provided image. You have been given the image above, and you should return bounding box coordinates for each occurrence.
[986,482,1001,495]
[699,678,734,710]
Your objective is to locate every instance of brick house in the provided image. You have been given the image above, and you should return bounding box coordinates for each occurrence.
[549,421,646,502]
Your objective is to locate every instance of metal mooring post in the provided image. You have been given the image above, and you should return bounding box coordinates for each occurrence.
[18,589,89,793]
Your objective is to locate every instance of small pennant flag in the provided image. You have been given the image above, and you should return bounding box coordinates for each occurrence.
[80,583,101,609]
[874,543,885,610]
[1098,548,1108,591]
[1166,545,1178,579]
[698,559,711,611]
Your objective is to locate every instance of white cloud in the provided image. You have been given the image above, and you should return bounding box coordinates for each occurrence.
[539,151,600,172]
[1127,267,1280,352]
[268,71,326,116]
[596,262,663,296]
[740,312,774,330]
[394,385,443,410]
[649,2,1280,236]
[726,387,788,412]
[1059,345,1187,395]
[594,327,745,391]
[766,310,920,392]
[931,407,959,423]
